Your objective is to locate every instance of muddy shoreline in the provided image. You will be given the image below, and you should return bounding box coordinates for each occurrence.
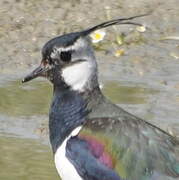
[0,0,178,71]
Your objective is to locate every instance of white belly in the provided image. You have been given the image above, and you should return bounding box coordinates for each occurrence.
[54,127,83,180]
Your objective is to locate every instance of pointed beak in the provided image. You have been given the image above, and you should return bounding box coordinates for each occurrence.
[22,61,51,83]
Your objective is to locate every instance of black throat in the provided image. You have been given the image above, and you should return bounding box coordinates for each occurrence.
[49,85,88,153]
[49,80,123,153]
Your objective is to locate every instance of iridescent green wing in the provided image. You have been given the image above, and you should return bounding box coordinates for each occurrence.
[79,116,179,180]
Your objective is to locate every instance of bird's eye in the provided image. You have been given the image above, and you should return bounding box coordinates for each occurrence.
[60,51,72,62]
[44,58,52,65]
[42,59,49,66]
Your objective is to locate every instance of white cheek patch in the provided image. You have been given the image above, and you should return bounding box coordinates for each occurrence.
[62,61,91,92]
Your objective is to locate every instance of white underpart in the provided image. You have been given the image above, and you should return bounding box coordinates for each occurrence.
[54,126,82,180]
[62,61,91,92]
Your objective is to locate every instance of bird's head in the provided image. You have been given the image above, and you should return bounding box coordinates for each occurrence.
[22,14,147,92]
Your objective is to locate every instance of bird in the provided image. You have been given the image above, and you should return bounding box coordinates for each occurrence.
[22,14,179,180]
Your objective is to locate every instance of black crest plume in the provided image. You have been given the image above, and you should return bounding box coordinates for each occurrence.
[81,13,149,36]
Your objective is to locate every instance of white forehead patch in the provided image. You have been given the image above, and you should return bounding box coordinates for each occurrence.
[62,61,91,92]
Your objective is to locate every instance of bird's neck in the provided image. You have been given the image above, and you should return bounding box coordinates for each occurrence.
[52,78,106,112]
[49,87,87,153]
[49,81,122,152]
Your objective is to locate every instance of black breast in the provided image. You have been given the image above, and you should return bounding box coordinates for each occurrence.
[49,89,89,153]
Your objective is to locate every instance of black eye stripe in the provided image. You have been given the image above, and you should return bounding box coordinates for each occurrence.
[60,51,72,62]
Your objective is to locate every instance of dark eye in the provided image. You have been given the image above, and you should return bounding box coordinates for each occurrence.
[47,56,53,64]
[42,57,52,65]
[60,51,72,62]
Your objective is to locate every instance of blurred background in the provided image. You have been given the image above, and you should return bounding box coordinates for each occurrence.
[0,0,179,179]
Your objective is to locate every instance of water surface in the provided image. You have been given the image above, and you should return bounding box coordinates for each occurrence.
[0,79,178,180]
[0,133,58,180]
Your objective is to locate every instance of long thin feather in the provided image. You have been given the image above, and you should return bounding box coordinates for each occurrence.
[82,13,150,36]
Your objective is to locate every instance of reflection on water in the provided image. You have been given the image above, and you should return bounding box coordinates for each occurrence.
[0,80,157,117]
[0,79,158,179]
[0,80,52,116]
[0,134,58,180]
[103,81,158,104]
